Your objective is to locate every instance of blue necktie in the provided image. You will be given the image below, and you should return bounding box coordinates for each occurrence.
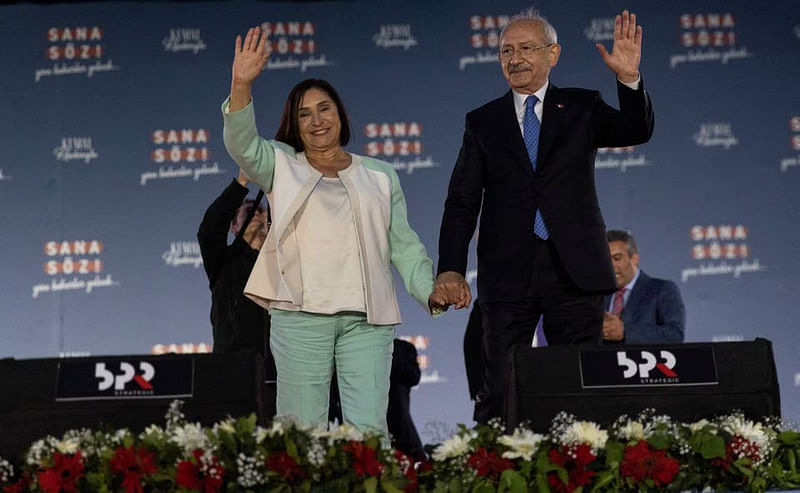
[523,95,550,240]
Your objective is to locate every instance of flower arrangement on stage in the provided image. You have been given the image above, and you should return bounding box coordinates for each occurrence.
[2,403,800,493]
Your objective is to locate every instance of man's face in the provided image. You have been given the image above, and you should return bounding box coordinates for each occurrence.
[609,241,639,288]
[499,20,560,94]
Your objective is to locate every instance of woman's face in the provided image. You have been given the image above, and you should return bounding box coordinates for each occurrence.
[297,87,342,153]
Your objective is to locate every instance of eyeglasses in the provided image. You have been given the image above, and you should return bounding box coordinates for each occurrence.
[498,43,554,61]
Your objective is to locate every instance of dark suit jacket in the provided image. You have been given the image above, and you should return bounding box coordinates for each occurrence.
[438,81,654,301]
[387,339,425,461]
[604,270,685,343]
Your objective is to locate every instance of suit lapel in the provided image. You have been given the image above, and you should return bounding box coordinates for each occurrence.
[623,271,650,324]
[496,91,535,180]
[538,84,568,171]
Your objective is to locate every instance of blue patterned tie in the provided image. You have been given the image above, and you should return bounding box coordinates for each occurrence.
[523,95,550,240]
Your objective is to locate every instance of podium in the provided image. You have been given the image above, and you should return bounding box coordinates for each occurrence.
[0,351,266,461]
[504,339,780,432]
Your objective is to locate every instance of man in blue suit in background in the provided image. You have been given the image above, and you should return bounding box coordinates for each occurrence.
[603,230,685,344]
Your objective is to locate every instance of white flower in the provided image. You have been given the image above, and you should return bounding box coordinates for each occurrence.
[214,419,236,434]
[313,423,364,444]
[54,437,80,454]
[562,421,608,453]
[255,426,269,443]
[720,414,775,465]
[617,420,646,441]
[498,428,544,461]
[688,419,713,433]
[432,431,476,461]
[169,423,210,453]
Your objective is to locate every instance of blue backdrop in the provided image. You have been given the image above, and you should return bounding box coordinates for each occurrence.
[1,0,799,441]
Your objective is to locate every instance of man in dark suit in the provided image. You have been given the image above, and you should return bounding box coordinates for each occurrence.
[435,10,654,422]
[603,230,685,344]
[387,338,426,461]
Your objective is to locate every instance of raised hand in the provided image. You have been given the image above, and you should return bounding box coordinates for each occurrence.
[229,27,270,112]
[595,10,642,83]
[232,26,270,85]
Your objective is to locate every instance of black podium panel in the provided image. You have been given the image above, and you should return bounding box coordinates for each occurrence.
[0,351,265,461]
[505,339,780,432]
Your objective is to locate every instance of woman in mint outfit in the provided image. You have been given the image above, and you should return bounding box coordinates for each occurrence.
[222,26,446,438]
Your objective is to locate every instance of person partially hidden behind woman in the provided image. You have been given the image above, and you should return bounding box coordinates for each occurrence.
[197,168,278,419]
[221,26,446,438]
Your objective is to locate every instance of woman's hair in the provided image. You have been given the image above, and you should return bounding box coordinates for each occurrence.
[274,78,351,151]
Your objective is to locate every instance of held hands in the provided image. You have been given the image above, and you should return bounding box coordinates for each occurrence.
[431,271,472,311]
[595,10,642,83]
[603,312,625,341]
[232,26,270,86]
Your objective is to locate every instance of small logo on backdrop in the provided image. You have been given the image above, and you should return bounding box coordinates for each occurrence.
[580,346,718,388]
[32,240,120,299]
[261,21,333,73]
[56,358,194,400]
[794,24,800,40]
[53,137,99,163]
[0,169,10,181]
[459,14,510,70]
[373,24,418,50]
[35,26,120,82]
[162,28,207,54]
[583,17,615,42]
[595,146,651,172]
[152,343,212,354]
[681,224,766,282]
[162,241,203,268]
[795,372,800,387]
[693,122,739,149]
[364,121,436,174]
[780,116,800,172]
[670,13,753,69]
[399,335,445,384]
[142,128,224,185]
[617,350,678,382]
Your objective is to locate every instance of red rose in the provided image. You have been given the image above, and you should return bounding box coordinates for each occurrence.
[265,451,305,482]
[394,450,418,493]
[176,449,225,493]
[466,447,513,481]
[2,474,31,493]
[37,451,85,493]
[620,440,679,487]
[546,445,597,493]
[110,445,158,493]
[342,441,383,478]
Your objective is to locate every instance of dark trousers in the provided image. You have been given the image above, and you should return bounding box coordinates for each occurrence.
[475,237,603,423]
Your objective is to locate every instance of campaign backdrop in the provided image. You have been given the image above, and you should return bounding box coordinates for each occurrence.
[1,0,799,440]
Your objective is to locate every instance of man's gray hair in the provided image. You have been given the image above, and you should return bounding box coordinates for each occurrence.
[502,8,558,44]
[607,229,638,257]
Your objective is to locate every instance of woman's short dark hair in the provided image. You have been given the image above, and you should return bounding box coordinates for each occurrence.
[274,79,351,152]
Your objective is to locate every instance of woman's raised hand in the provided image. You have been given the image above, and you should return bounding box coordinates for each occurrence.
[232,26,270,86]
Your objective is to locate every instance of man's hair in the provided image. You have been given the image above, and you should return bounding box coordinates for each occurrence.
[274,78,352,152]
[501,8,558,44]
[607,229,638,256]
[230,199,269,235]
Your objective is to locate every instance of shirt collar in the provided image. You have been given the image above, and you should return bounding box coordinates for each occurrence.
[623,268,641,292]
[512,79,549,121]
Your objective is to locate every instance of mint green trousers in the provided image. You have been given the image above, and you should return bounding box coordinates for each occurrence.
[270,309,396,437]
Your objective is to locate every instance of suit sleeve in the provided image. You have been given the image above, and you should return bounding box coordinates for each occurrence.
[625,280,686,343]
[391,340,421,388]
[197,179,249,285]
[593,79,654,149]
[437,116,485,276]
